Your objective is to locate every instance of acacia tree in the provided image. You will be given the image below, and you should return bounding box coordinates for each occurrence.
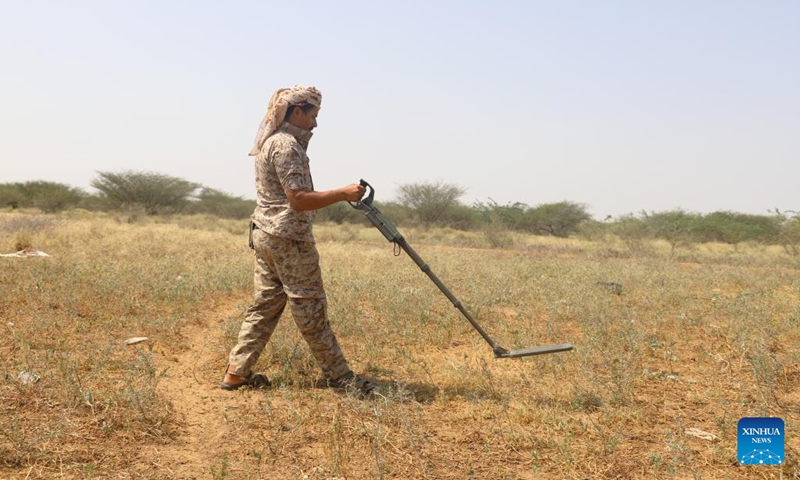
[91,171,199,215]
[773,209,800,257]
[524,201,591,238]
[611,213,652,255]
[645,209,700,258]
[396,180,466,228]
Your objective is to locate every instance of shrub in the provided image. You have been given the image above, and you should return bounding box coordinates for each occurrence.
[440,203,481,230]
[695,211,780,248]
[0,184,24,209]
[23,181,86,213]
[524,201,592,238]
[396,180,467,229]
[187,188,254,219]
[474,199,528,231]
[643,209,700,258]
[611,213,653,255]
[773,209,800,257]
[0,181,84,213]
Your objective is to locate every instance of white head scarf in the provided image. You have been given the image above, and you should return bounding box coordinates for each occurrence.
[249,85,322,156]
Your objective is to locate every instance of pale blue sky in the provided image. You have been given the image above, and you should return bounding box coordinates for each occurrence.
[1,1,797,219]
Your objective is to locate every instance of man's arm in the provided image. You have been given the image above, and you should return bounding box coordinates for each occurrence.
[284,184,366,212]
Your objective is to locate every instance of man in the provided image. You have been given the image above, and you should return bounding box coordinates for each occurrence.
[221,85,374,395]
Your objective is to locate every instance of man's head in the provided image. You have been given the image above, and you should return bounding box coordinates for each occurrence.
[249,85,323,155]
[285,103,320,132]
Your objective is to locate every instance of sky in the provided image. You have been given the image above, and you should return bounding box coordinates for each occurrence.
[1,1,798,220]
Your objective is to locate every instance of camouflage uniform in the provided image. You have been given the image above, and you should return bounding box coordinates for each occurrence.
[227,122,351,381]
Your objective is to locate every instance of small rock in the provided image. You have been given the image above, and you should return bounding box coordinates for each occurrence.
[596,281,623,295]
[124,337,150,345]
[18,371,40,385]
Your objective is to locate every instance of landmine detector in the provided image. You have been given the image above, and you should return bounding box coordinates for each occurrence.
[350,180,574,359]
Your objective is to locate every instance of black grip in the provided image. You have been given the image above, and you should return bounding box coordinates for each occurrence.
[350,179,375,209]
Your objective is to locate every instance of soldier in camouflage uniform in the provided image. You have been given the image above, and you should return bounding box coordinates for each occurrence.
[221,85,375,394]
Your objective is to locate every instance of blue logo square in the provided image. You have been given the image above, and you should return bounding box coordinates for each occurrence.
[738,417,784,465]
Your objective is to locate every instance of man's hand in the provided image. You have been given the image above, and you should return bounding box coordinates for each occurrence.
[341,183,366,203]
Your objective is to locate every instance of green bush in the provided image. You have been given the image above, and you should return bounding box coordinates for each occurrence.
[25,182,86,213]
[0,183,24,209]
[439,203,480,230]
[642,210,700,258]
[694,211,780,247]
[396,180,467,228]
[524,201,592,238]
[474,199,528,231]
[187,188,254,219]
[773,210,800,257]
[610,213,652,255]
[0,181,85,212]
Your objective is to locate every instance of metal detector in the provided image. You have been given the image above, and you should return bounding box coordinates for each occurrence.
[350,179,574,359]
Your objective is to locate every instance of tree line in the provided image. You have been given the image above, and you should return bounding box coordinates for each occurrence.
[1,172,798,254]
[0,172,254,219]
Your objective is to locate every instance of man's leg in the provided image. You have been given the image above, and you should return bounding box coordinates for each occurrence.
[272,236,351,381]
[225,233,286,384]
[289,296,351,381]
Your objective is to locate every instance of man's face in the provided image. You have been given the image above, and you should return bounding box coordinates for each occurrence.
[288,105,319,132]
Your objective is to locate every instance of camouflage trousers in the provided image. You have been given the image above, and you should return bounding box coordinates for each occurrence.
[227,228,351,381]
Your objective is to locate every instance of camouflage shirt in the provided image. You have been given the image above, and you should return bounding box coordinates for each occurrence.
[251,122,316,242]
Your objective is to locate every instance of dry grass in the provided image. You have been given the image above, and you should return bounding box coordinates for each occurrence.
[1,210,798,478]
